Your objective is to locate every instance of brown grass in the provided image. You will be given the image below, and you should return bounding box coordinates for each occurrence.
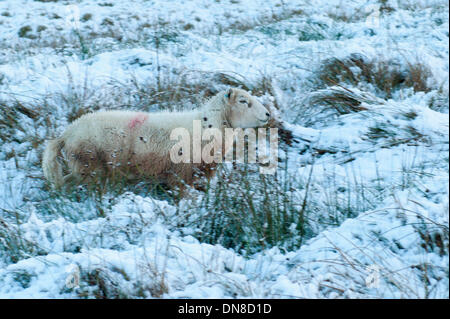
[309,88,369,115]
[306,86,379,119]
[317,53,432,99]
[218,8,304,34]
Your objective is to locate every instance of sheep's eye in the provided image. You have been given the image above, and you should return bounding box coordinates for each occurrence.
[240,100,248,104]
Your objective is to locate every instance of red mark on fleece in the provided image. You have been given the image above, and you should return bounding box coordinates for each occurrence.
[128,113,148,130]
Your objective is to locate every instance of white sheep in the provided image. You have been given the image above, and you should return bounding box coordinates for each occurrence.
[42,88,270,190]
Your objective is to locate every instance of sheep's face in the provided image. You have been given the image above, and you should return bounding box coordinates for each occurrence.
[225,88,270,128]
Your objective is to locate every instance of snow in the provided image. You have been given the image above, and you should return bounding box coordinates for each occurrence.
[0,0,448,298]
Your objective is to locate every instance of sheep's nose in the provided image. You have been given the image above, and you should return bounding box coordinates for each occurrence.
[266,112,270,118]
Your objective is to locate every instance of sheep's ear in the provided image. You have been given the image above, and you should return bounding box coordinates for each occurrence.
[225,88,234,102]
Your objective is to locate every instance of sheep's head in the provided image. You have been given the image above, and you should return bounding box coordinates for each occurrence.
[224,88,270,128]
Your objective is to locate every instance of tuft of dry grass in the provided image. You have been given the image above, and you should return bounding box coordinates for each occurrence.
[75,261,168,299]
[305,86,381,122]
[309,87,369,115]
[363,122,432,149]
[77,267,129,299]
[298,53,437,125]
[427,85,449,112]
[0,100,41,143]
[218,8,304,34]
[81,13,93,22]
[316,53,432,99]
[18,25,34,39]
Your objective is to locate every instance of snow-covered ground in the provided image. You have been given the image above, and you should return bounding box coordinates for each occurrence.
[0,0,448,298]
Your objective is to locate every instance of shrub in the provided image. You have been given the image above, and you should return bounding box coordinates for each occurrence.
[316,53,432,99]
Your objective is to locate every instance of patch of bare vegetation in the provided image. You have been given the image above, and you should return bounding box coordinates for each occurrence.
[76,267,130,299]
[298,86,382,126]
[327,7,371,23]
[308,86,374,115]
[0,100,45,148]
[398,0,449,11]
[0,214,45,263]
[363,122,432,148]
[427,86,449,112]
[326,0,395,23]
[299,53,434,123]
[72,261,168,299]
[316,53,432,99]
[217,8,304,34]
[295,52,439,128]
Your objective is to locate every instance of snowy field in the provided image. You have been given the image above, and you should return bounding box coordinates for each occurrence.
[0,0,448,298]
